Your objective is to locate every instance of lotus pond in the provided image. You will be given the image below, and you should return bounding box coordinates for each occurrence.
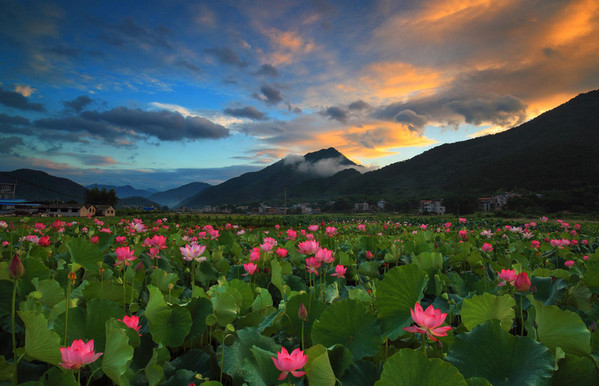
[0,215,598,385]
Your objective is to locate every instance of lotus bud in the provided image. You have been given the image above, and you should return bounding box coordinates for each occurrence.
[9,254,25,279]
[298,303,308,322]
[134,261,144,272]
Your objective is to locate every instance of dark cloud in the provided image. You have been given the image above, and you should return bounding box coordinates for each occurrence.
[447,95,527,126]
[394,109,428,133]
[375,71,529,130]
[0,87,44,111]
[204,47,248,67]
[116,18,172,50]
[176,59,203,74]
[0,113,30,126]
[71,154,118,166]
[321,106,348,123]
[255,64,279,77]
[224,106,268,120]
[45,44,80,58]
[34,107,229,142]
[0,136,24,154]
[256,84,283,105]
[63,95,93,113]
[288,104,302,114]
[348,100,372,110]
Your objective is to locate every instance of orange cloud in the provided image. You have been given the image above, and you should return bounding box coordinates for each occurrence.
[313,121,437,160]
[15,84,35,97]
[262,28,315,66]
[547,0,598,46]
[359,62,442,101]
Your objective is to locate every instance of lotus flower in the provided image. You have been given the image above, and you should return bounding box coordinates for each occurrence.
[315,248,334,263]
[297,240,319,255]
[514,272,531,292]
[331,264,346,278]
[114,246,137,266]
[480,243,493,252]
[497,269,517,287]
[403,303,452,341]
[272,347,308,381]
[242,263,258,276]
[118,315,141,335]
[59,339,103,370]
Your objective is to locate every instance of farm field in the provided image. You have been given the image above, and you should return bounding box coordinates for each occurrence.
[0,214,598,385]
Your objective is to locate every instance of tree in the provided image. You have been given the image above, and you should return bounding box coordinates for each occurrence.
[85,187,118,206]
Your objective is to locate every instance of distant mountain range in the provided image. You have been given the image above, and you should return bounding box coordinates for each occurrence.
[3,89,598,212]
[182,147,361,207]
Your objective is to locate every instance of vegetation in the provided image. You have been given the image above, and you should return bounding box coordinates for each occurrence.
[1,214,597,384]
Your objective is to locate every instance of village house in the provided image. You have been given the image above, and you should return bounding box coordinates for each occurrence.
[354,202,370,211]
[478,192,521,211]
[94,204,116,216]
[418,200,446,215]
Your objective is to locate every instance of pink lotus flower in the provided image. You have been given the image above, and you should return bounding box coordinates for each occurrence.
[305,257,321,275]
[315,248,334,264]
[325,226,336,237]
[9,254,25,279]
[180,243,207,262]
[143,234,167,250]
[497,269,517,287]
[114,246,137,266]
[249,247,261,262]
[564,260,575,268]
[286,228,297,240]
[480,243,493,252]
[118,315,141,335]
[403,303,452,341]
[365,250,374,260]
[90,236,99,244]
[514,272,531,292]
[275,247,288,258]
[37,235,51,247]
[272,347,308,381]
[59,339,103,370]
[209,229,220,240]
[358,224,366,231]
[298,240,320,255]
[459,218,467,223]
[331,265,346,278]
[530,240,541,249]
[242,263,258,276]
[308,225,319,232]
[115,236,127,245]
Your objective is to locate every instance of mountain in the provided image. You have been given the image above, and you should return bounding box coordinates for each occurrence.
[118,196,161,209]
[0,169,86,202]
[182,147,361,207]
[185,89,599,208]
[86,184,154,198]
[286,89,599,204]
[148,182,212,208]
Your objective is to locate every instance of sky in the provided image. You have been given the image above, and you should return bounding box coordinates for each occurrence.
[1,0,598,190]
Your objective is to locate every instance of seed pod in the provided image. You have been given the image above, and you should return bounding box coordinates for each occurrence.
[205,314,218,327]
[224,333,235,346]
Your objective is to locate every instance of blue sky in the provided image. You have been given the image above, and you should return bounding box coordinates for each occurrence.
[1,0,598,190]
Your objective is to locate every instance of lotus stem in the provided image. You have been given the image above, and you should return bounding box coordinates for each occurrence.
[11,279,17,386]
[520,295,524,336]
[65,277,72,346]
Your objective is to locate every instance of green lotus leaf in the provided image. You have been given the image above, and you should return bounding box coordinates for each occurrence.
[340,360,380,386]
[461,293,515,332]
[163,348,211,380]
[241,345,280,386]
[211,289,239,326]
[221,327,279,385]
[375,264,428,340]
[531,298,591,356]
[18,311,61,365]
[187,297,213,339]
[283,293,327,347]
[312,299,381,360]
[446,320,554,386]
[145,286,192,347]
[102,318,134,385]
[31,278,64,308]
[307,350,336,386]
[551,354,598,385]
[67,237,103,272]
[375,348,466,386]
